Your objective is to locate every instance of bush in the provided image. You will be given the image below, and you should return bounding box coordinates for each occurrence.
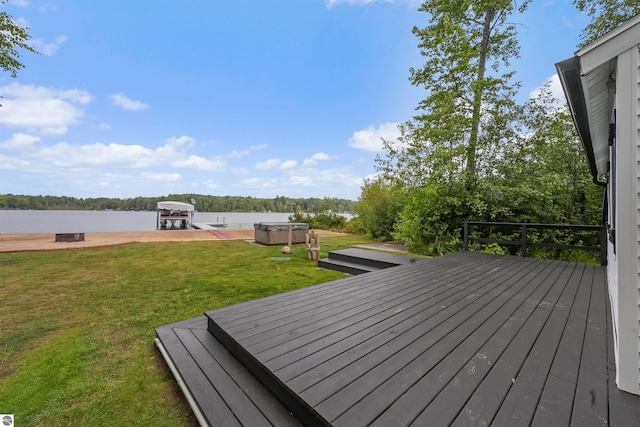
[289,211,347,231]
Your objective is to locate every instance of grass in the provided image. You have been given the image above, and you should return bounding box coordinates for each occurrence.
[0,234,373,426]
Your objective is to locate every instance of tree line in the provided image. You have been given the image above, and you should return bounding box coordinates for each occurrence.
[354,0,637,259]
[0,193,355,214]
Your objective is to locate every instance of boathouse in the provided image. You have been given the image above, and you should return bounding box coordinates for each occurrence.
[156,201,194,229]
[556,13,640,395]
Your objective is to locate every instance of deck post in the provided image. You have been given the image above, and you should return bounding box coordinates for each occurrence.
[521,224,528,257]
[463,221,469,251]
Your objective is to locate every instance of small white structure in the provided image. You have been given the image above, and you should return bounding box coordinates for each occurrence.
[557,14,640,395]
[156,201,194,229]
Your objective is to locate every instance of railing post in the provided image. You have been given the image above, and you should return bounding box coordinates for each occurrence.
[600,225,607,266]
[521,224,528,258]
[463,221,469,251]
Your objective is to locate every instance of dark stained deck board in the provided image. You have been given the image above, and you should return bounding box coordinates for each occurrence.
[605,288,640,427]
[205,252,640,426]
[361,261,580,427]
[328,260,576,426]
[212,256,435,330]
[324,247,420,269]
[218,253,527,392]
[484,262,588,426]
[209,251,473,326]
[156,324,242,427]
[266,255,519,375]
[570,264,609,427]
[242,254,513,355]
[155,317,301,427]
[283,256,554,394]
[301,257,564,413]
[159,251,640,426]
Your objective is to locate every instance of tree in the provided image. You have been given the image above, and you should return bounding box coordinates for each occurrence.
[355,177,404,240]
[574,0,640,46]
[406,0,529,190]
[0,0,37,78]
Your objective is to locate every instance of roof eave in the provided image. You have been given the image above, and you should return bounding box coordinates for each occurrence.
[555,56,601,184]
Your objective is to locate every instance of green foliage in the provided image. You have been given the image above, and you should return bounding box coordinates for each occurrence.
[0,193,356,214]
[0,1,37,78]
[406,0,529,189]
[355,177,404,240]
[574,0,640,46]
[372,58,603,258]
[393,183,467,255]
[289,211,348,231]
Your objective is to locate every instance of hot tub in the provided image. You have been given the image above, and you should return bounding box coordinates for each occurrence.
[254,222,310,245]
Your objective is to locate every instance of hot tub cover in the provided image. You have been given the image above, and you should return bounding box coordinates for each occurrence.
[254,222,310,231]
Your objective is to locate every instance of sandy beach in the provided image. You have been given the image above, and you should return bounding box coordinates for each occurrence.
[0,229,346,253]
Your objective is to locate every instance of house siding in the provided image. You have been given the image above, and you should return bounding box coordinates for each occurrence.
[611,45,640,394]
[636,46,640,387]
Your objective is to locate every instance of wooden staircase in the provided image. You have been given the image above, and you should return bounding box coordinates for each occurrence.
[317,248,418,275]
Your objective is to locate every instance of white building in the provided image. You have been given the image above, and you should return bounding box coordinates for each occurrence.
[556,14,640,395]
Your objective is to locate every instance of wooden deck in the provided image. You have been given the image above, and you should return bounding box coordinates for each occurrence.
[156,251,640,426]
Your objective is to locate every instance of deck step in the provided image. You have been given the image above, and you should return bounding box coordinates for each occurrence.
[318,247,419,274]
[155,316,301,427]
[317,258,381,275]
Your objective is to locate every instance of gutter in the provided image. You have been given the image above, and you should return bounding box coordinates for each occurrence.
[154,338,209,427]
[555,56,606,187]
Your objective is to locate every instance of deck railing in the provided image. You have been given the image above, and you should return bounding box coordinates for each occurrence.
[462,221,607,266]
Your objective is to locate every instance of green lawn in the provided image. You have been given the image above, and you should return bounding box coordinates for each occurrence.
[0,235,372,426]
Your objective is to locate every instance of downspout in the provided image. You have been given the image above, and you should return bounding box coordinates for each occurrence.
[154,338,208,427]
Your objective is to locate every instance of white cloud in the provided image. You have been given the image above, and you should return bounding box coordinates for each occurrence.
[203,179,220,189]
[348,122,400,152]
[250,144,268,150]
[256,158,281,170]
[529,74,567,110]
[0,83,92,135]
[99,122,111,131]
[0,133,40,150]
[109,93,150,111]
[11,0,30,8]
[303,152,332,167]
[141,172,182,182]
[2,134,224,173]
[229,149,250,158]
[31,35,68,56]
[312,152,330,161]
[280,160,298,169]
[165,135,195,148]
[0,153,31,170]
[171,155,225,171]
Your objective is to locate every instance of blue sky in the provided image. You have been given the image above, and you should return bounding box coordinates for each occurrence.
[0,0,588,200]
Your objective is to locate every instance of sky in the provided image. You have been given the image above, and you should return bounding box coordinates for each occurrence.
[0,0,590,201]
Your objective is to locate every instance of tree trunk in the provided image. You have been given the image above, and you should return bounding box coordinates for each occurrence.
[465,6,495,190]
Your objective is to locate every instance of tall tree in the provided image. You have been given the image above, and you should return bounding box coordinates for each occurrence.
[574,0,640,46]
[0,0,37,78]
[404,0,529,190]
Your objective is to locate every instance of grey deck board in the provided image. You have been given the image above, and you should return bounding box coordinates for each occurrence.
[155,317,301,427]
[203,252,639,426]
[158,251,640,426]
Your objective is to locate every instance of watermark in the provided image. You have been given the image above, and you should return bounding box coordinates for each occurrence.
[1,415,13,427]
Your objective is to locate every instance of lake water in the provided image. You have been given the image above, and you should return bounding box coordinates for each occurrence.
[0,210,293,234]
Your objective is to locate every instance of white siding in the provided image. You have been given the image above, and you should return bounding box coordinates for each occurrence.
[636,46,640,387]
[613,46,640,394]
